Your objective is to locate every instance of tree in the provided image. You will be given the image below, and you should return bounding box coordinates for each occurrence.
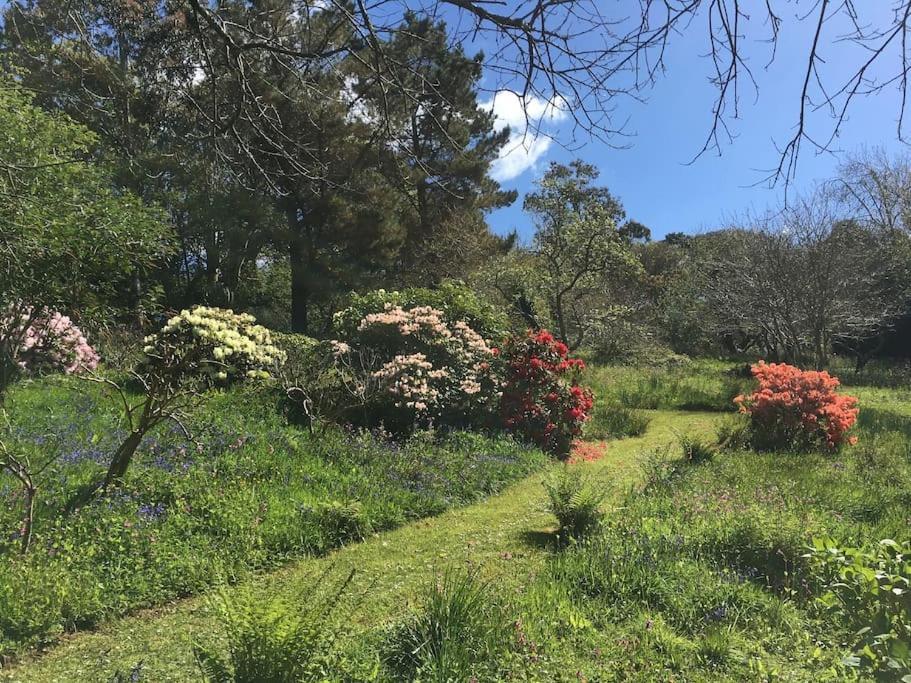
[11,1,911,187]
[524,161,642,349]
[697,190,911,367]
[357,14,515,283]
[0,80,172,393]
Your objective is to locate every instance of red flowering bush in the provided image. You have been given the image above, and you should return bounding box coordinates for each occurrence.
[734,361,859,451]
[499,329,594,457]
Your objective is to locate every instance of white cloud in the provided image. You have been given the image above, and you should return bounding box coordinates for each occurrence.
[481,91,569,182]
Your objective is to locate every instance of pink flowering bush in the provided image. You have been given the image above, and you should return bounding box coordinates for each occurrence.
[734,361,859,451]
[4,308,99,377]
[333,302,500,433]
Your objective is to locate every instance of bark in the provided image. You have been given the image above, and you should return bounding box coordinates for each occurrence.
[103,430,144,488]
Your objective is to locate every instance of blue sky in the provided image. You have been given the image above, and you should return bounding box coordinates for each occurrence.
[478,4,909,242]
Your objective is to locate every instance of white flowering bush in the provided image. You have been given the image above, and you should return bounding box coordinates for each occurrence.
[334,302,501,433]
[97,307,285,488]
[142,306,285,385]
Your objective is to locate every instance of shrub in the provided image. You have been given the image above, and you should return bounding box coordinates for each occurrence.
[194,573,357,683]
[142,306,285,385]
[585,400,651,440]
[382,569,513,681]
[679,433,717,464]
[100,307,285,487]
[500,330,593,457]
[715,414,751,451]
[805,537,910,678]
[274,333,378,429]
[333,301,500,434]
[333,282,509,342]
[734,362,859,451]
[543,467,605,542]
[2,307,99,379]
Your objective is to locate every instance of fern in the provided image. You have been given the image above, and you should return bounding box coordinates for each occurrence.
[193,569,357,683]
[543,467,606,542]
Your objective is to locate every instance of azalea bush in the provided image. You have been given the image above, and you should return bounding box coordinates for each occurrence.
[499,330,593,457]
[0,307,99,387]
[734,361,859,451]
[333,302,500,433]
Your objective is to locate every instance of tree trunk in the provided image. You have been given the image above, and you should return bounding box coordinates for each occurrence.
[104,430,144,488]
[554,294,568,344]
[285,205,310,334]
[290,235,309,334]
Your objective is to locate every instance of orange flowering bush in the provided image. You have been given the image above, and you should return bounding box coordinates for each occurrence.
[734,361,859,451]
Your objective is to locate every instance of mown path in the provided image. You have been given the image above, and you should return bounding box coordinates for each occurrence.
[3,410,718,683]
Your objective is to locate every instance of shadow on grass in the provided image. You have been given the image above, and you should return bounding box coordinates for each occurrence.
[520,529,557,551]
[857,406,911,437]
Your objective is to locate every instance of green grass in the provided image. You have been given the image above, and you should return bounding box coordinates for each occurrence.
[4,359,910,681]
[586,358,753,412]
[1,410,709,681]
[0,376,547,658]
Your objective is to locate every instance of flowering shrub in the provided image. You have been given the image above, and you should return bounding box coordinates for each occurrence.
[333,283,508,342]
[98,307,285,488]
[333,303,500,432]
[499,330,594,457]
[142,306,285,385]
[734,361,859,451]
[3,308,99,376]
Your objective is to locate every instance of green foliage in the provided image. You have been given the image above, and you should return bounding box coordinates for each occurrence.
[194,572,358,683]
[543,467,606,542]
[0,79,172,393]
[0,80,172,312]
[806,538,910,678]
[382,569,513,681]
[586,360,753,412]
[275,333,376,429]
[678,432,717,464]
[715,414,752,451]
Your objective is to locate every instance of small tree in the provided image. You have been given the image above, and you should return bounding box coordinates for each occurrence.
[94,307,284,489]
[523,161,643,350]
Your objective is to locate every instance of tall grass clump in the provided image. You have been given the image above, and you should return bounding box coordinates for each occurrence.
[382,569,513,681]
[586,360,751,412]
[584,400,650,440]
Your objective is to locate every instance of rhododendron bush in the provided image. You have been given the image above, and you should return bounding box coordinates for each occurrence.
[333,303,500,432]
[142,306,285,384]
[2,307,99,377]
[100,306,285,487]
[499,330,594,457]
[734,361,859,451]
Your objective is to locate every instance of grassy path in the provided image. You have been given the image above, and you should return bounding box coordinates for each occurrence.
[3,410,718,683]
